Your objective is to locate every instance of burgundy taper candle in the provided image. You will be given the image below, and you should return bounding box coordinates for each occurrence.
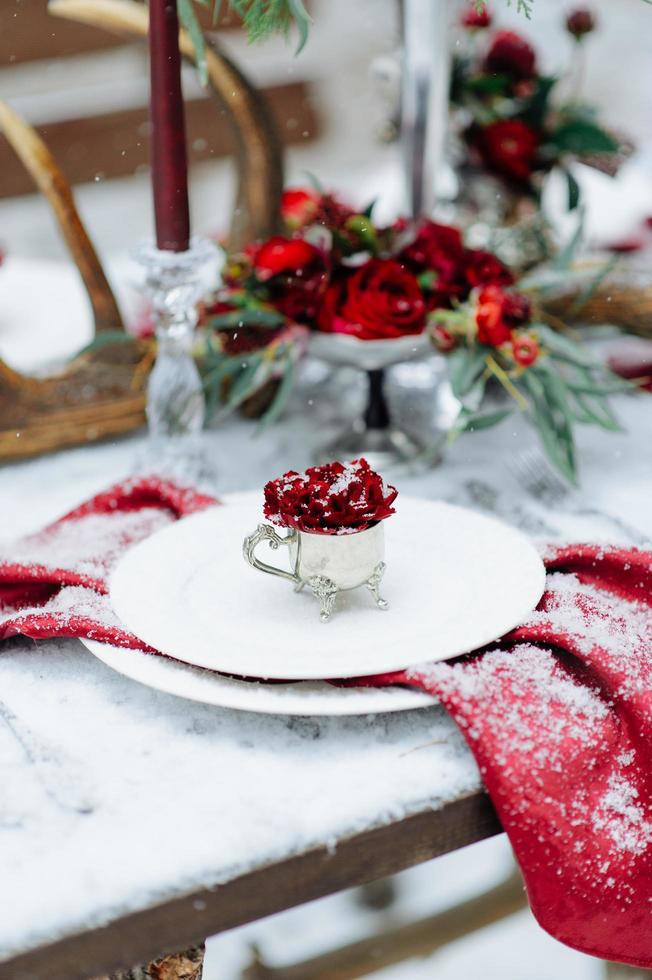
[149,0,191,252]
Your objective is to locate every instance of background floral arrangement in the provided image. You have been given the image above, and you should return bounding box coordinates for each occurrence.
[452,8,621,211]
[263,458,398,535]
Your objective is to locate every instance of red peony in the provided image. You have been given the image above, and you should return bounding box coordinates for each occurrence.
[566,8,596,39]
[464,248,515,289]
[253,237,321,280]
[318,259,426,341]
[474,119,540,182]
[483,30,537,80]
[476,285,531,347]
[281,188,321,229]
[512,332,539,367]
[264,458,398,535]
[461,3,492,29]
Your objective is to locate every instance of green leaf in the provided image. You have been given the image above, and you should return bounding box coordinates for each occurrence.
[458,407,513,433]
[448,347,487,400]
[565,168,581,211]
[207,308,285,330]
[520,76,556,130]
[226,358,266,408]
[77,330,134,356]
[522,369,578,483]
[534,323,603,370]
[362,199,377,220]
[287,0,311,54]
[547,119,618,155]
[257,356,296,430]
[178,0,208,85]
[551,209,585,271]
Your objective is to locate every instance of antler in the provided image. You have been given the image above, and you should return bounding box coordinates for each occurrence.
[48,0,284,249]
[0,99,124,333]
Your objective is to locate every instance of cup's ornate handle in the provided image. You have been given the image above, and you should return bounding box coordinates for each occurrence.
[243,524,300,584]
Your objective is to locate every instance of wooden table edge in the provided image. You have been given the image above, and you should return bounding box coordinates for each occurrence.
[2,789,500,980]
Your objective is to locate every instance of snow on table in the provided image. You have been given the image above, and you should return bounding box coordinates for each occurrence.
[0,377,650,965]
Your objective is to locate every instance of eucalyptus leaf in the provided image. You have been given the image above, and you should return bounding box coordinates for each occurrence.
[458,407,513,433]
[178,0,208,86]
[257,356,297,431]
[448,348,487,399]
[207,308,285,330]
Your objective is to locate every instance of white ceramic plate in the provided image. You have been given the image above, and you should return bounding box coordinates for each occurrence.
[110,493,545,681]
[308,331,432,371]
[80,638,435,716]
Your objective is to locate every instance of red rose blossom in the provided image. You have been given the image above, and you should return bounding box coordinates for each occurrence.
[318,259,426,341]
[566,8,596,39]
[476,285,531,347]
[474,119,540,182]
[512,332,539,367]
[253,237,321,280]
[281,188,321,229]
[461,3,492,29]
[483,30,536,80]
[264,458,398,535]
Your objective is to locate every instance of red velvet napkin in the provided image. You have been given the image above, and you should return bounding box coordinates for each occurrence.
[2,478,652,969]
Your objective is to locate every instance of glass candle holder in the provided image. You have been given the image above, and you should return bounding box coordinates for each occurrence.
[134,236,217,484]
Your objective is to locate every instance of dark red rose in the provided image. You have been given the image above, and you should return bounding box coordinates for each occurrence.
[399,220,465,270]
[253,237,321,280]
[318,259,426,341]
[461,2,492,28]
[476,285,531,346]
[474,119,540,182]
[566,8,596,39]
[483,30,536,79]
[264,458,398,535]
[512,332,539,367]
[399,220,468,308]
[465,248,515,289]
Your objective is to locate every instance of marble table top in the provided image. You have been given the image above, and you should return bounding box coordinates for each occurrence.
[0,367,650,972]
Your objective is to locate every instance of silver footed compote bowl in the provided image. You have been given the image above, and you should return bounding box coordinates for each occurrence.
[308,330,433,469]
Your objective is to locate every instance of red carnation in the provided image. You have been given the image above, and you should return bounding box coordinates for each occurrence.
[476,285,531,347]
[253,237,321,280]
[318,259,426,341]
[264,458,398,535]
[399,219,465,270]
[566,8,596,39]
[483,30,537,80]
[474,119,540,183]
[461,3,492,29]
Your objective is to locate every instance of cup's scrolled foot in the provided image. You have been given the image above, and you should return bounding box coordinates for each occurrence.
[367,560,389,611]
[308,574,339,623]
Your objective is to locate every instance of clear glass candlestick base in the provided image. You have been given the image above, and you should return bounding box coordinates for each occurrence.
[134,237,217,486]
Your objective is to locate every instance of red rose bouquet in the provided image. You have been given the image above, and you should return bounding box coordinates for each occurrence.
[264,458,398,535]
[452,14,621,206]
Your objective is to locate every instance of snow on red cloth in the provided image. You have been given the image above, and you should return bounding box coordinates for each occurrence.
[1,479,652,968]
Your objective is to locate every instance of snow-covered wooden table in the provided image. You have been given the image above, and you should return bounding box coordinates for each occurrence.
[1,377,650,980]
